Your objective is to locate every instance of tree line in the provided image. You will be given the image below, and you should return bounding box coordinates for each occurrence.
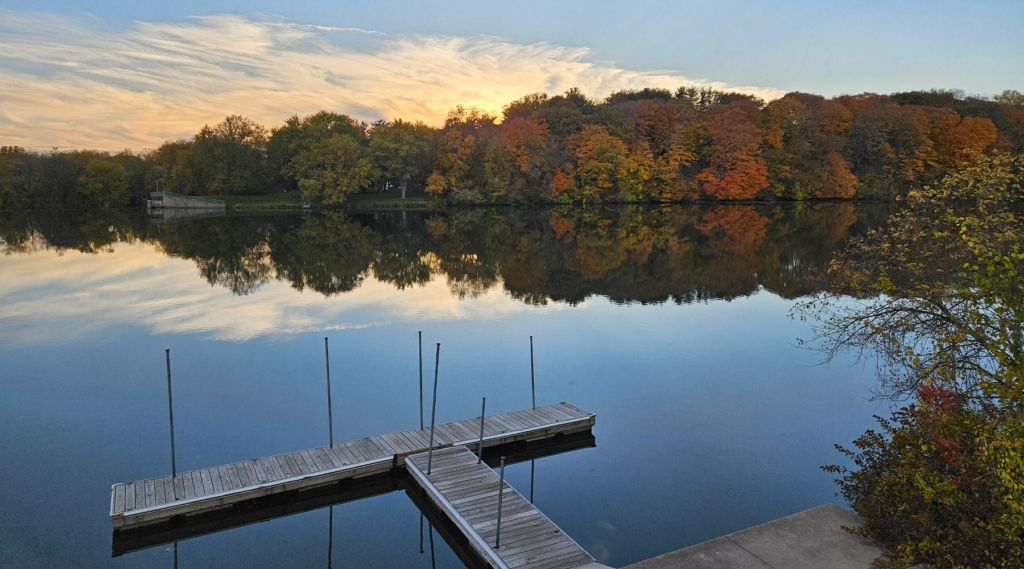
[1,88,1022,209]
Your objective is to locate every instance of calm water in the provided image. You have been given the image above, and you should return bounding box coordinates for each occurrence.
[0,204,888,568]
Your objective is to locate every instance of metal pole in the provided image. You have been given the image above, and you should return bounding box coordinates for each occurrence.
[165,350,176,479]
[495,457,506,548]
[426,343,440,474]
[325,337,333,447]
[419,513,424,554]
[477,397,486,464]
[418,331,423,430]
[530,336,535,410]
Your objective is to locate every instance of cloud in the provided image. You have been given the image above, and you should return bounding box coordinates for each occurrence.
[0,11,785,151]
[0,242,565,344]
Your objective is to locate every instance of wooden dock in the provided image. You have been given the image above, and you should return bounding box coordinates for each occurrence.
[110,402,595,529]
[407,446,606,569]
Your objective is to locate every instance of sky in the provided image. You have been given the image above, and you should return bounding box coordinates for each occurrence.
[0,0,1021,150]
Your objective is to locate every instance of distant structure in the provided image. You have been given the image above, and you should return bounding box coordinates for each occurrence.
[148,191,225,211]
[148,192,226,224]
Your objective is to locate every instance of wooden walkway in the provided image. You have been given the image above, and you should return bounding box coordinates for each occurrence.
[110,402,595,529]
[407,446,603,569]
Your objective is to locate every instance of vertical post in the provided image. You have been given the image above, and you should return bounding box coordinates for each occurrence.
[477,397,486,464]
[426,343,440,474]
[419,513,424,554]
[495,457,506,548]
[165,349,176,478]
[325,338,333,447]
[530,336,535,410]
[418,331,423,430]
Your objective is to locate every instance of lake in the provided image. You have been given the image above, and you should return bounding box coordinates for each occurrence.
[0,203,889,568]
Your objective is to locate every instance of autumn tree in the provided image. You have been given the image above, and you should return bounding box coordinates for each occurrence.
[565,125,635,201]
[498,115,554,199]
[940,116,998,169]
[697,105,769,199]
[425,106,498,203]
[763,93,858,198]
[845,100,932,197]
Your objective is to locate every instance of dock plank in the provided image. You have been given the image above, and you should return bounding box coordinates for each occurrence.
[114,484,126,514]
[326,445,354,466]
[134,482,144,511]
[384,432,413,454]
[163,477,176,503]
[154,478,166,506]
[172,476,184,501]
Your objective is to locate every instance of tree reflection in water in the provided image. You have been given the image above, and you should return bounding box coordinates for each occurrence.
[0,203,888,303]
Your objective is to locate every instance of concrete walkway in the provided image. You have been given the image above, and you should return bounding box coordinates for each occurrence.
[622,504,883,569]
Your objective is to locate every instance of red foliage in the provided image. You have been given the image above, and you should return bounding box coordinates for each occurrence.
[551,168,571,196]
[813,151,858,198]
[698,106,769,200]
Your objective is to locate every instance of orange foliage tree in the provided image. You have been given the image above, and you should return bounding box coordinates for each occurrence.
[698,106,769,200]
[565,125,635,200]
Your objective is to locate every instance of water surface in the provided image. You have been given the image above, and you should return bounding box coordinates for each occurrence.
[0,204,887,568]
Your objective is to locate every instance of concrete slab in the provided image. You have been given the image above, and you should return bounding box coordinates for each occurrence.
[621,504,883,569]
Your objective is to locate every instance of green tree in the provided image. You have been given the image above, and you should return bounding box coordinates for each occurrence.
[144,140,190,194]
[279,112,378,204]
[177,115,270,195]
[369,119,437,198]
[288,134,378,204]
[0,146,29,210]
[993,90,1024,106]
[77,159,128,207]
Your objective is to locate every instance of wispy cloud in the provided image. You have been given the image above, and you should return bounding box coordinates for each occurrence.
[0,11,785,151]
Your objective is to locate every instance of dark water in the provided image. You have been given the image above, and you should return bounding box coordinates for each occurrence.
[0,204,888,568]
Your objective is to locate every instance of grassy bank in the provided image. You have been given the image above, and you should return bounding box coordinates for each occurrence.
[345,194,433,210]
[200,193,435,211]
[200,194,305,210]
